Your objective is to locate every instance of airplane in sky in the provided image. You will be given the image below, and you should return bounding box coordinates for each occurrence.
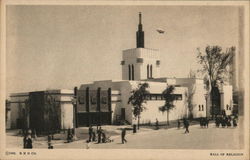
[156,29,165,34]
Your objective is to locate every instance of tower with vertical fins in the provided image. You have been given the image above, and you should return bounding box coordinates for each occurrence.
[121,12,161,81]
[136,12,144,48]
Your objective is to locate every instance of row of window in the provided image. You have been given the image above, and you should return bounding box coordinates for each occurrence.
[143,94,182,101]
[121,59,160,65]
[198,105,205,111]
[226,104,232,110]
[128,64,154,80]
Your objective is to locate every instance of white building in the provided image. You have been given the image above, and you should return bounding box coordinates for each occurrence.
[8,13,233,129]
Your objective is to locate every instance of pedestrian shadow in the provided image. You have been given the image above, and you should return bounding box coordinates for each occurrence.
[116,142,124,144]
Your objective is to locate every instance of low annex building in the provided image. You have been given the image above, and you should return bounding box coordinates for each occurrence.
[9,90,74,132]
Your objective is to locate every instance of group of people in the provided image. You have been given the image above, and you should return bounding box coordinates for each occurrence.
[200,117,210,128]
[88,125,113,144]
[87,125,127,146]
[176,119,190,133]
[215,115,238,128]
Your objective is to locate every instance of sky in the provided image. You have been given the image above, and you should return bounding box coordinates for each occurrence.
[6,5,240,96]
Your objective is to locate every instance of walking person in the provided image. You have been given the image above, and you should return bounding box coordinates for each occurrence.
[67,128,73,143]
[177,119,181,129]
[206,118,209,128]
[215,117,220,127]
[48,134,53,149]
[97,126,102,143]
[121,128,127,144]
[199,117,203,128]
[23,134,27,149]
[102,131,106,143]
[184,119,189,134]
[92,127,96,142]
[155,118,159,130]
[88,125,93,142]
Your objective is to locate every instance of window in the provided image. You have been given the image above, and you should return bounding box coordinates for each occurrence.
[226,104,229,110]
[143,94,182,101]
[198,105,201,111]
[137,58,143,63]
[132,64,134,80]
[147,64,149,78]
[174,94,182,100]
[151,95,157,100]
[156,60,160,65]
[121,61,125,65]
[202,105,204,111]
[150,65,153,78]
[128,65,131,80]
[157,94,162,100]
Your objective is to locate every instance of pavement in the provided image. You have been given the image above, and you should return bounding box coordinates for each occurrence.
[6,122,243,149]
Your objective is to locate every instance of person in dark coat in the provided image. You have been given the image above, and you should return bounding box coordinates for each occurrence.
[48,142,53,149]
[215,117,220,127]
[199,117,203,128]
[92,128,96,142]
[227,116,232,127]
[155,118,159,130]
[88,125,93,142]
[177,119,181,129]
[206,118,209,128]
[101,131,106,143]
[23,134,27,149]
[183,119,189,133]
[97,127,102,143]
[233,118,237,127]
[221,117,226,128]
[121,128,127,144]
[67,128,73,143]
[26,135,33,149]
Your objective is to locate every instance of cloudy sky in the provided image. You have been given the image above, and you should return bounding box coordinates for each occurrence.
[6,5,240,95]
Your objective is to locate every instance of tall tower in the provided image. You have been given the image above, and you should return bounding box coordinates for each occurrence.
[136,12,144,48]
[121,12,161,81]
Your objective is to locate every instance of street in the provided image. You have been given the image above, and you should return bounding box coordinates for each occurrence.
[6,122,243,149]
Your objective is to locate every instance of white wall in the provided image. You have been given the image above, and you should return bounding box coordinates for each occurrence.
[60,91,74,129]
[79,79,212,125]
[122,48,160,80]
[175,78,207,118]
[60,103,74,129]
[220,85,233,115]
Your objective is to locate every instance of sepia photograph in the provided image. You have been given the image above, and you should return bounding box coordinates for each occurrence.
[0,1,249,160]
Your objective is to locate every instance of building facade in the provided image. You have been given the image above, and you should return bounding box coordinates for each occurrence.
[9,90,74,132]
[7,13,234,130]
